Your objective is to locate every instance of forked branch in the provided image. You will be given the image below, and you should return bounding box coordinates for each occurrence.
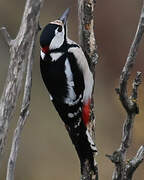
[0,0,44,165]
[6,24,38,180]
[106,2,144,180]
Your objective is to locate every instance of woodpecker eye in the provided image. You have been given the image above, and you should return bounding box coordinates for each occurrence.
[57,26,62,32]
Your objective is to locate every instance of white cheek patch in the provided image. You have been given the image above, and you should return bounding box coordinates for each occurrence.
[50,52,63,61]
[40,50,45,60]
[49,28,64,50]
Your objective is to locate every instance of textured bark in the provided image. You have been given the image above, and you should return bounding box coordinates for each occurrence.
[0,0,44,166]
[0,0,144,180]
[6,26,37,180]
[106,2,144,180]
[78,0,98,180]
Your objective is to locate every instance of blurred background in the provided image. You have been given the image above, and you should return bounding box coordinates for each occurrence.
[0,0,144,179]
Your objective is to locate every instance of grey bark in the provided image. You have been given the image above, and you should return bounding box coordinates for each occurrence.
[0,0,143,180]
[6,21,39,180]
[78,0,98,180]
[0,0,44,168]
[106,1,144,180]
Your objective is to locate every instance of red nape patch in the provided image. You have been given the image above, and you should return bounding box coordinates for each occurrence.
[41,46,49,54]
[82,99,91,126]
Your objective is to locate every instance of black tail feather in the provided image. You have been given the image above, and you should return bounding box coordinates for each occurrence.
[65,119,96,172]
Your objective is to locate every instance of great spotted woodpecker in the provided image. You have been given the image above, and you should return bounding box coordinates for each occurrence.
[40,8,97,170]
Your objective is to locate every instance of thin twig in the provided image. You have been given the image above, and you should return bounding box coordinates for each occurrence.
[118,3,144,156]
[117,2,144,113]
[78,0,98,180]
[107,2,144,180]
[6,111,29,180]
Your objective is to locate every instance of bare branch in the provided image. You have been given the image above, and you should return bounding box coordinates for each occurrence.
[78,0,98,70]
[118,2,144,157]
[125,145,144,178]
[0,0,44,163]
[6,111,29,180]
[107,1,144,180]
[6,22,36,180]
[117,2,144,113]
[78,0,98,180]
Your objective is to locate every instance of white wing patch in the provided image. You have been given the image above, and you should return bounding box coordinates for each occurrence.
[68,46,94,103]
[64,59,77,105]
[50,52,63,61]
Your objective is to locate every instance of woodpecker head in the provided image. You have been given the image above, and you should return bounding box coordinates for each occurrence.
[40,8,70,54]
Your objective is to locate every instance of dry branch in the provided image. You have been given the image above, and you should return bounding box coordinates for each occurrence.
[78,0,98,180]
[0,0,143,180]
[6,24,37,180]
[0,0,44,163]
[125,145,144,179]
[106,2,144,180]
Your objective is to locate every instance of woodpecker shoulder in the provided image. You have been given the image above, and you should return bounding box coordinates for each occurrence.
[68,43,94,102]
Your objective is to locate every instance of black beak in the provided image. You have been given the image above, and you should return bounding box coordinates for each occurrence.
[59,8,70,25]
